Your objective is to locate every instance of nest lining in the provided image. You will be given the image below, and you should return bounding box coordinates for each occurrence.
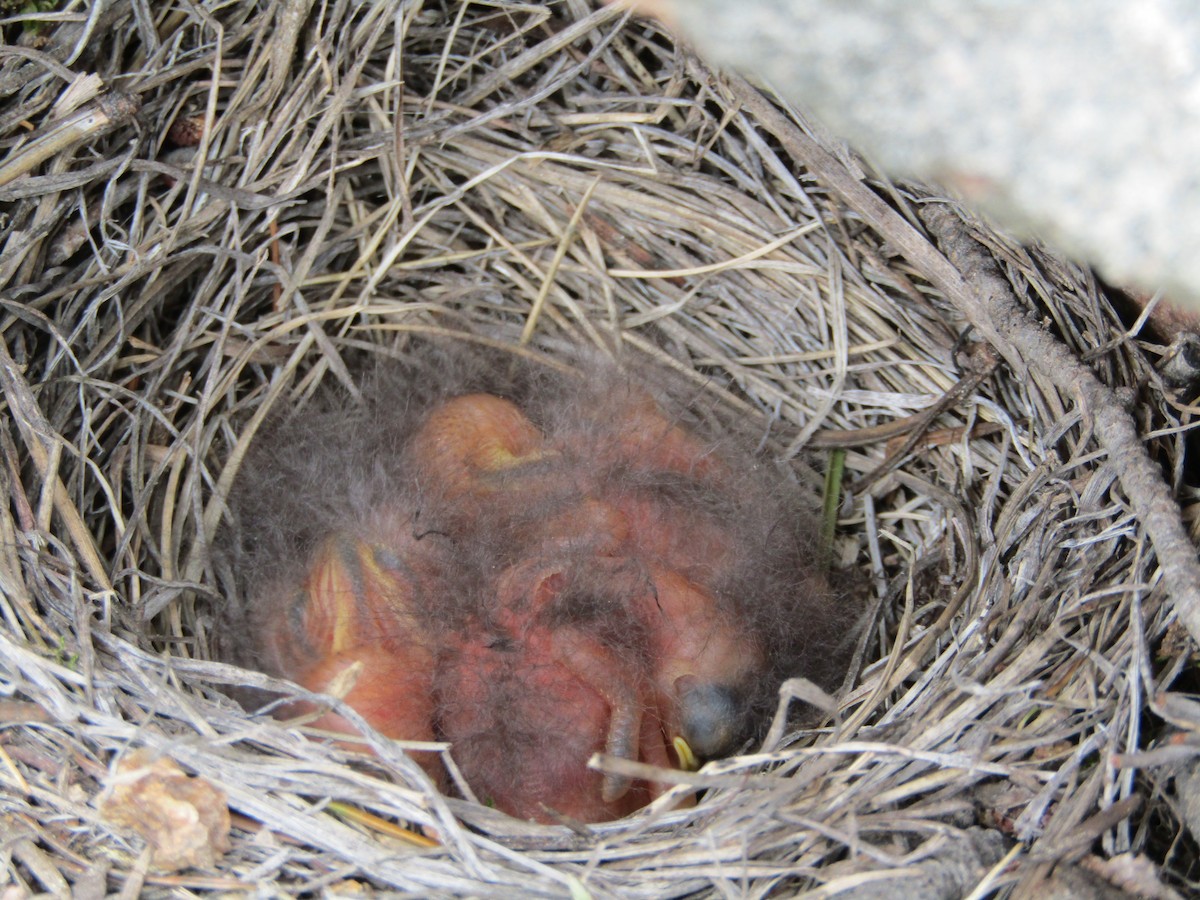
[0,0,1194,896]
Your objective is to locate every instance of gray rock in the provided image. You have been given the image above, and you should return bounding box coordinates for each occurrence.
[641,0,1200,305]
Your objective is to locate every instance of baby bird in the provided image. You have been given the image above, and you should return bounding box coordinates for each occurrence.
[252,515,450,784]
[225,348,851,824]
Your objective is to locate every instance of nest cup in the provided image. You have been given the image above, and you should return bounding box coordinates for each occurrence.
[0,1,1193,896]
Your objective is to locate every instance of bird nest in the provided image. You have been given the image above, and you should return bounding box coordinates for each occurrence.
[2,1,1197,896]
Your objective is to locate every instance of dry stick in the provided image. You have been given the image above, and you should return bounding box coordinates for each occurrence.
[0,91,141,189]
[722,71,1200,650]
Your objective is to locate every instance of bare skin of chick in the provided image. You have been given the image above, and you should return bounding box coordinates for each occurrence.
[435,563,669,822]
[234,364,846,824]
[404,393,554,528]
[431,517,759,823]
[411,393,762,817]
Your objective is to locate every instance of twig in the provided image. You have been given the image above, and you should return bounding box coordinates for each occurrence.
[0,91,140,189]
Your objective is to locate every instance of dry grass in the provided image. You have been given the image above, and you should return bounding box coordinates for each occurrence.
[0,1,1195,896]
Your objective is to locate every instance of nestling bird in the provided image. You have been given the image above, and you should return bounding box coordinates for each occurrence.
[246,512,451,786]
[221,345,852,823]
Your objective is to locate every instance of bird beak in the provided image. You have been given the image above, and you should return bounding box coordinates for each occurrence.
[672,735,699,771]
